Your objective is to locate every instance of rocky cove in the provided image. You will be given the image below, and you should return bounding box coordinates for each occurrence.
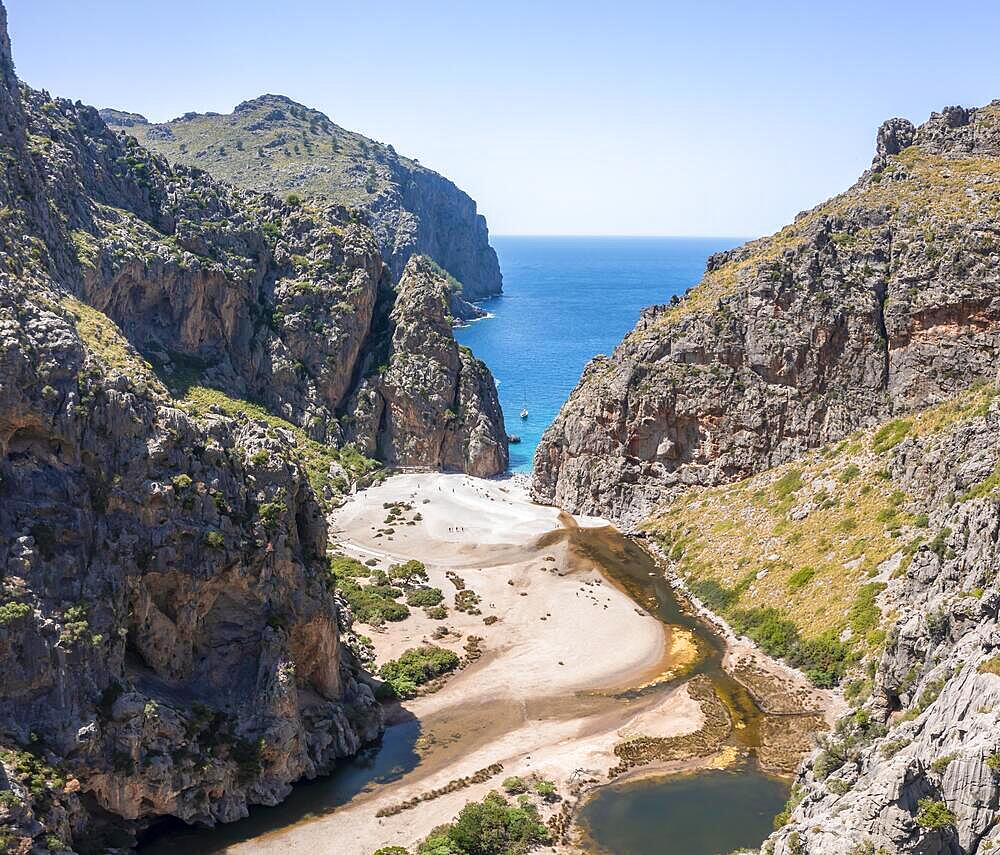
[4,0,1000,851]
[134,473,834,855]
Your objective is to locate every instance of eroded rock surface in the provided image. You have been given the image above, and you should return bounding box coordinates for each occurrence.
[763,397,1000,855]
[103,94,503,317]
[533,104,1000,527]
[345,256,507,476]
[0,3,503,850]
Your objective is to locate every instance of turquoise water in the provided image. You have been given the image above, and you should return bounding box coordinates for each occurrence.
[455,236,743,472]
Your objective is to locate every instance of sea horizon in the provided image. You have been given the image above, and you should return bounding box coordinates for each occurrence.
[455,234,743,472]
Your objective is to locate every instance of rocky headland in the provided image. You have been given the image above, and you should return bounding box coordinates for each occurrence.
[101,95,503,321]
[0,2,505,851]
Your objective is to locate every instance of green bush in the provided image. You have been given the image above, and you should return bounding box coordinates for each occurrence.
[848,583,886,640]
[826,777,850,795]
[425,605,448,620]
[390,560,429,586]
[915,798,955,830]
[773,469,804,500]
[872,419,912,454]
[533,780,556,799]
[839,464,861,483]
[812,749,844,781]
[0,601,31,626]
[502,776,527,794]
[369,568,391,586]
[787,634,851,688]
[328,554,371,580]
[379,646,460,698]
[772,784,804,829]
[338,579,410,625]
[204,530,225,549]
[407,587,444,607]
[786,566,817,592]
[729,607,799,658]
[418,791,549,855]
[688,578,739,612]
[930,753,957,775]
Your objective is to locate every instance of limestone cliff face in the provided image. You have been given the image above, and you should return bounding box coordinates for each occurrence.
[0,276,382,852]
[763,395,1000,855]
[345,256,507,477]
[9,65,504,476]
[533,104,1000,526]
[102,94,503,316]
[0,4,502,850]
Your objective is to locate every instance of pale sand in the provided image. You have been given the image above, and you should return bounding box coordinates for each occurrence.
[228,474,699,855]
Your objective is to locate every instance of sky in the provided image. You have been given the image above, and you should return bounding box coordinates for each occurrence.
[7,1,1000,237]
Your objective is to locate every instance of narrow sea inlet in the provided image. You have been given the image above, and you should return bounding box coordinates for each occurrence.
[137,236,814,855]
[455,236,742,471]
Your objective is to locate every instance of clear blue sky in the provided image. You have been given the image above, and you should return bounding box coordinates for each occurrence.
[8,1,1000,237]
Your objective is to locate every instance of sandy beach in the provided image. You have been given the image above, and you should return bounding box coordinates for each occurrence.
[227,473,704,854]
[209,472,838,855]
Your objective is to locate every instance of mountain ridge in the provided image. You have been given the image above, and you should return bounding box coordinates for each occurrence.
[533,101,1000,526]
[101,93,503,319]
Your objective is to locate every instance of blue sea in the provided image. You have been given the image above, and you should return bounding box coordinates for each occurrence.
[455,236,743,472]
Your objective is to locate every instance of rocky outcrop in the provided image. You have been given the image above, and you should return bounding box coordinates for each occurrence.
[345,256,507,476]
[0,4,502,851]
[7,49,504,476]
[0,271,384,852]
[533,103,1000,527]
[102,94,503,316]
[763,391,1000,855]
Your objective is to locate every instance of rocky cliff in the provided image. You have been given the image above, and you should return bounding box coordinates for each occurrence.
[533,104,1000,527]
[345,255,507,477]
[759,386,1000,855]
[101,95,503,319]
[9,52,505,478]
[0,3,503,851]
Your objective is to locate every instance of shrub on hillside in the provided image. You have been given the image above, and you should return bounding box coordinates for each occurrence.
[407,587,445,607]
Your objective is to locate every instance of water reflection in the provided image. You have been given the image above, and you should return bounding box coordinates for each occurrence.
[139,715,422,854]
[577,765,789,855]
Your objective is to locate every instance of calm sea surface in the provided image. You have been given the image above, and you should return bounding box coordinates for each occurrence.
[455,236,743,472]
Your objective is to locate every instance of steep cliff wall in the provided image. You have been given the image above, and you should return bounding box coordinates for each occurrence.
[345,255,507,477]
[760,388,1000,855]
[0,4,503,850]
[102,95,503,315]
[533,105,1000,526]
[0,274,382,852]
[8,59,504,477]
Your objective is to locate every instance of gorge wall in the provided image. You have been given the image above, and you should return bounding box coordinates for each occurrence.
[0,3,503,851]
[530,102,1000,854]
[533,104,1000,528]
